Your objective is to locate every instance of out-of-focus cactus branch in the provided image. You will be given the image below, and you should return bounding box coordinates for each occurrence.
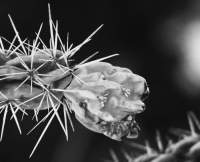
[109,112,200,162]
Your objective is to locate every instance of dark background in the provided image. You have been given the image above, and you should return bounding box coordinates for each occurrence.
[0,0,200,162]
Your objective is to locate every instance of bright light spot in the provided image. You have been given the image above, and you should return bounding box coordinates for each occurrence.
[177,21,200,95]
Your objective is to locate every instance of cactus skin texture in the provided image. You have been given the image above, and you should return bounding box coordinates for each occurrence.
[0,5,149,157]
[108,112,200,162]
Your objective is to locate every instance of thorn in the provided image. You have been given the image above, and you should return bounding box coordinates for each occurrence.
[129,142,148,152]
[121,149,132,162]
[8,35,17,51]
[7,39,27,57]
[0,91,8,100]
[17,92,43,107]
[0,106,8,141]
[75,53,119,69]
[188,112,200,131]
[156,130,164,151]
[0,37,5,52]
[109,149,119,162]
[63,100,74,132]
[48,4,55,54]
[187,112,197,136]
[14,76,30,91]
[63,104,68,141]
[29,109,55,158]
[79,51,99,65]
[8,15,27,55]
[145,140,155,155]
[27,109,54,135]
[9,103,22,134]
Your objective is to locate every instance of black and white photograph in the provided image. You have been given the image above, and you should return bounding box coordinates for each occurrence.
[0,0,200,162]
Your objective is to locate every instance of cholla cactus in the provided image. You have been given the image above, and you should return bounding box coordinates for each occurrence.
[109,112,200,162]
[0,4,149,158]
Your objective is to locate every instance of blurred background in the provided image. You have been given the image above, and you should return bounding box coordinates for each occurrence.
[0,0,200,161]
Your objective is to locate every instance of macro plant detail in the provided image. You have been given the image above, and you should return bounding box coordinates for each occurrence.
[108,112,200,162]
[65,62,149,141]
[0,4,149,158]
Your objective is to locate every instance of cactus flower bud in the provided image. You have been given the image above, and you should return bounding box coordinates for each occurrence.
[65,62,149,140]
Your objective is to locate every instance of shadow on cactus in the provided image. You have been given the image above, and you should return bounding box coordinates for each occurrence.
[0,4,149,158]
[108,112,200,162]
